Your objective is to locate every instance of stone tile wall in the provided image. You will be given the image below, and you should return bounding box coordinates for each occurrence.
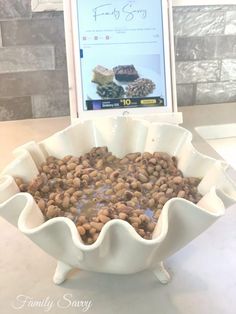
[0,3,235,120]
[174,5,236,106]
[0,0,69,121]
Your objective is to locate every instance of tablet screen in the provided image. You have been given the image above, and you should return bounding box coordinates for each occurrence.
[76,0,170,112]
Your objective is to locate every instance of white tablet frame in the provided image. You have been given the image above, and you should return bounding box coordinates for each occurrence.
[64,0,180,122]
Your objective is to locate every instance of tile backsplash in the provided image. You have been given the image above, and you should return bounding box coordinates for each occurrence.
[0,2,235,120]
[0,0,69,121]
[174,5,236,106]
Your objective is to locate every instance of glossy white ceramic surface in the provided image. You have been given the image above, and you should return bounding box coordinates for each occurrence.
[0,117,235,284]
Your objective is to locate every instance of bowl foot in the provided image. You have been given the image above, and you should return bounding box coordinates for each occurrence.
[53,261,73,285]
[153,262,171,284]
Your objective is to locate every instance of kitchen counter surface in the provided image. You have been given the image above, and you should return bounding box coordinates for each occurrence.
[0,104,236,314]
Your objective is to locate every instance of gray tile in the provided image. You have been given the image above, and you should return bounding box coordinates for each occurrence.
[175,37,217,61]
[0,96,32,121]
[173,11,225,36]
[0,46,55,74]
[55,44,67,70]
[173,6,234,13]
[175,36,236,61]
[0,70,69,97]
[0,0,31,20]
[176,84,195,106]
[215,36,236,58]
[176,61,220,84]
[196,81,236,104]
[31,92,70,118]
[32,11,63,19]
[1,16,65,46]
[221,59,236,81]
[0,24,2,47]
[225,11,236,35]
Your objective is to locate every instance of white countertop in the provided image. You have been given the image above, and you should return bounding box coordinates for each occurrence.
[0,104,236,314]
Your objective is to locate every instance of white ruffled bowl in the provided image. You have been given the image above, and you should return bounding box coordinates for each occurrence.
[0,117,235,285]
